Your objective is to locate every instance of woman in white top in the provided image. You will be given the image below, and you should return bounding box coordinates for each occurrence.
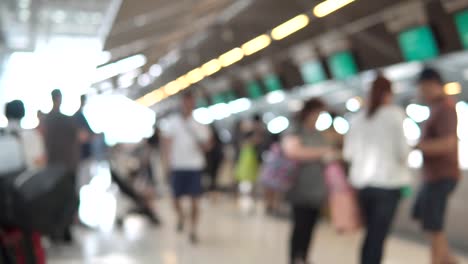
[343,75,410,264]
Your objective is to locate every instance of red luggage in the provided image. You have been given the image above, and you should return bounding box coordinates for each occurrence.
[0,229,45,264]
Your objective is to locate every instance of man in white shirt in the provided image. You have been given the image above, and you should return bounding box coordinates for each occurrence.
[162,92,211,244]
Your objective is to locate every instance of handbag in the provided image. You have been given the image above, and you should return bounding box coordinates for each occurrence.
[324,161,361,233]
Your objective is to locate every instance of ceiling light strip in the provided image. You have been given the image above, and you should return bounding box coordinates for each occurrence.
[271,14,310,40]
[313,0,356,18]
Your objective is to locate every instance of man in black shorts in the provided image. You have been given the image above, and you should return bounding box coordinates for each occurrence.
[414,68,460,264]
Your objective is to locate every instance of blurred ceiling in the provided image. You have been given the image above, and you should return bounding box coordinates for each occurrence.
[0,0,121,52]
[101,0,412,99]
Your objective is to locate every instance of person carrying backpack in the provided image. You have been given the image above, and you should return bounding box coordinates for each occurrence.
[0,100,46,264]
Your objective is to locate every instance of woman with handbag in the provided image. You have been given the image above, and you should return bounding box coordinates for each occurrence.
[282,98,334,264]
[343,75,411,264]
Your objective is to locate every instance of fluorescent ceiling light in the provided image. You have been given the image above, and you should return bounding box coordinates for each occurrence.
[209,103,231,120]
[137,89,165,107]
[333,116,350,135]
[266,90,286,104]
[229,98,252,114]
[316,111,332,131]
[164,81,181,95]
[444,82,462,95]
[186,68,205,84]
[271,14,309,40]
[193,108,214,125]
[406,104,430,123]
[242,34,272,56]
[403,118,421,144]
[346,97,361,112]
[201,59,222,76]
[219,48,244,67]
[94,54,147,83]
[313,0,356,18]
[176,76,190,90]
[268,116,290,134]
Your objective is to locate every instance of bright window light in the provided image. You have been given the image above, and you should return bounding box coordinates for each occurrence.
[459,140,468,170]
[271,14,310,40]
[192,107,214,125]
[346,97,361,112]
[242,34,272,56]
[84,95,155,145]
[406,104,430,123]
[313,0,356,18]
[408,150,423,169]
[268,116,290,134]
[457,101,468,140]
[403,118,421,144]
[94,54,147,83]
[316,111,333,131]
[333,116,350,135]
[97,51,111,65]
[229,98,252,114]
[266,90,286,104]
[0,115,8,128]
[209,103,231,120]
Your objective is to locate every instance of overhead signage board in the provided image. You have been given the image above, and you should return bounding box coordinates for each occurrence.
[246,81,263,99]
[300,60,327,84]
[455,9,468,49]
[263,74,283,92]
[327,51,358,80]
[398,26,439,61]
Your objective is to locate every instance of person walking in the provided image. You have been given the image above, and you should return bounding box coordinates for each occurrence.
[282,98,333,264]
[413,68,460,264]
[162,92,211,244]
[41,89,80,243]
[74,95,94,191]
[344,75,411,264]
[0,100,46,263]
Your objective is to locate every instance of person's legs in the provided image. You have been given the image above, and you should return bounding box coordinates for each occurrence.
[171,171,185,231]
[290,206,319,264]
[422,180,458,264]
[360,188,400,264]
[188,171,203,243]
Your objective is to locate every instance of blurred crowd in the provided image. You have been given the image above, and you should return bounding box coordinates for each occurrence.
[0,67,461,264]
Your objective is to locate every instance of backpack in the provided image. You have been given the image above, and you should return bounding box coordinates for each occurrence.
[259,143,299,192]
[0,129,26,176]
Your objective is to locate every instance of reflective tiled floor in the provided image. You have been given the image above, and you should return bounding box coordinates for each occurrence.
[49,196,468,264]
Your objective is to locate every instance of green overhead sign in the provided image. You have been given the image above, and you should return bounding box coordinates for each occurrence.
[327,51,358,80]
[263,74,283,92]
[455,10,468,49]
[246,81,264,99]
[398,26,439,61]
[300,60,327,84]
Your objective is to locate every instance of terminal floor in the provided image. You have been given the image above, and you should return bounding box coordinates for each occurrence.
[48,196,468,264]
